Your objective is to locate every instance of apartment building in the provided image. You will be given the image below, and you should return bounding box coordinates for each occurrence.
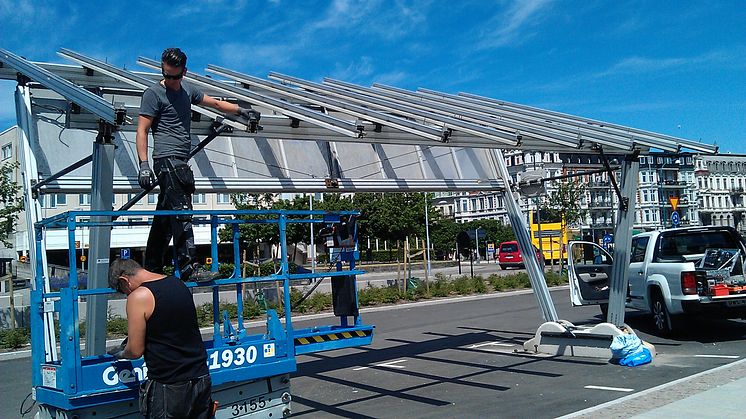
[695,154,746,232]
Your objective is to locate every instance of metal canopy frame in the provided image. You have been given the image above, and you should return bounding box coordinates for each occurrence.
[0,48,720,369]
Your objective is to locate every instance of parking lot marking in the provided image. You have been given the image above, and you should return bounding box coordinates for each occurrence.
[584,385,634,392]
[468,342,515,350]
[353,359,407,371]
[694,355,740,359]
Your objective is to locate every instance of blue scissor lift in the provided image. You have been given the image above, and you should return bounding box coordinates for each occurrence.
[30,209,373,418]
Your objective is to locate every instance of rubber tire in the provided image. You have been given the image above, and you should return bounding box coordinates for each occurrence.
[499,265,506,270]
[651,291,677,336]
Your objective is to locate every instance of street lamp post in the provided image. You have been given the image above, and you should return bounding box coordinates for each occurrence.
[475,227,481,262]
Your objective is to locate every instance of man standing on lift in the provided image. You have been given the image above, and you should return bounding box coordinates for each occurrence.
[136,47,259,280]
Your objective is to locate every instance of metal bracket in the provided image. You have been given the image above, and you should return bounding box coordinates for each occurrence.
[16,72,30,86]
[598,145,628,211]
[325,178,339,188]
[441,128,453,143]
[95,120,117,144]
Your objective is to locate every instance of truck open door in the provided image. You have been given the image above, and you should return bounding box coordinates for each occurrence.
[568,241,613,307]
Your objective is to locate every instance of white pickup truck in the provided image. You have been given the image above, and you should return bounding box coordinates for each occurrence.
[568,226,746,335]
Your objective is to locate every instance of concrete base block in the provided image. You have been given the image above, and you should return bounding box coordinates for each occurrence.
[523,321,647,359]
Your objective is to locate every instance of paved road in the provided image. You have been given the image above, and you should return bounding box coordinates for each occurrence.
[2,286,744,418]
[287,290,746,418]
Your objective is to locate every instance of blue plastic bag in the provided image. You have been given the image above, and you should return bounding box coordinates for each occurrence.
[619,347,652,367]
[610,333,643,359]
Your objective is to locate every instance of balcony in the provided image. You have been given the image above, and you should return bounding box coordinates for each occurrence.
[660,180,688,189]
[730,187,745,195]
[588,182,610,189]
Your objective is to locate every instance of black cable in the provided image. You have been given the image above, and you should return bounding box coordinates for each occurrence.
[20,392,36,416]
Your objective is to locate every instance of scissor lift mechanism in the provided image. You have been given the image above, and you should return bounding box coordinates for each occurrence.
[32,209,372,418]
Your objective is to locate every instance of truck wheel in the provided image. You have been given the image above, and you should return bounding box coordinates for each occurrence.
[651,292,676,335]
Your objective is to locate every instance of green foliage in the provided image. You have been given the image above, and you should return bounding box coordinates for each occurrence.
[488,272,531,291]
[0,327,30,349]
[106,316,129,336]
[452,275,487,294]
[0,161,22,247]
[542,180,587,229]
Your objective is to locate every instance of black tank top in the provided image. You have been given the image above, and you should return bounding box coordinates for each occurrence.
[141,276,208,383]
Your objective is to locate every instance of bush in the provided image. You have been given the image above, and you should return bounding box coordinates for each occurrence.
[488,272,531,291]
[452,275,487,295]
[0,328,31,349]
[544,271,568,286]
[107,316,129,336]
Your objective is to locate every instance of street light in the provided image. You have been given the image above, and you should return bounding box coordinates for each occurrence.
[475,227,481,262]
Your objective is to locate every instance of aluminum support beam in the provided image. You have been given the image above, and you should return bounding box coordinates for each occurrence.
[57,49,250,134]
[0,48,117,125]
[490,149,558,322]
[269,72,519,146]
[376,84,641,152]
[83,134,116,356]
[457,91,717,154]
[607,155,640,327]
[206,65,447,142]
[16,86,58,362]
[34,177,504,194]
[137,57,360,138]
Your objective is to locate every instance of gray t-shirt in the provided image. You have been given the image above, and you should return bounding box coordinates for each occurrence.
[139,81,204,159]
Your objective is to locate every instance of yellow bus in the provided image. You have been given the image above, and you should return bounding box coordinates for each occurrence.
[530,210,570,263]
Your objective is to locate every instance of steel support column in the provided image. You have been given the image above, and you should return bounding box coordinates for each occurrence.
[83,126,116,356]
[491,149,558,322]
[607,155,640,326]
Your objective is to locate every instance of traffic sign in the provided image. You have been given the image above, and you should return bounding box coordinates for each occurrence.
[669,196,679,211]
[487,243,495,251]
[671,211,680,227]
[120,248,131,260]
[80,255,87,262]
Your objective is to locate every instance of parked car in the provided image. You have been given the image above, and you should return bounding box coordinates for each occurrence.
[498,241,543,269]
[568,226,746,335]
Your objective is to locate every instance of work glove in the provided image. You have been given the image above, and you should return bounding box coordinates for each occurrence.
[237,107,261,122]
[107,337,128,360]
[237,107,262,133]
[138,161,157,190]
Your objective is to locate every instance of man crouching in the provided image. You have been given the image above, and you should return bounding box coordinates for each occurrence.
[108,258,213,418]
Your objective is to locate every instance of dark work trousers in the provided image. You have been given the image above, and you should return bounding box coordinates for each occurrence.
[144,157,196,274]
[141,375,213,419]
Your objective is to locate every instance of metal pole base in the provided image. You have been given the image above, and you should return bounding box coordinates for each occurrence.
[35,374,292,419]
[522,321,655,359]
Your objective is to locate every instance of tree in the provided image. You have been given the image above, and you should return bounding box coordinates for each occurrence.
[543,180,587,229]
[539,179,587,269]
[0,162,22,247]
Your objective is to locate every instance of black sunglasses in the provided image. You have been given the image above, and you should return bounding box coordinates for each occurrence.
[162,68,185,80]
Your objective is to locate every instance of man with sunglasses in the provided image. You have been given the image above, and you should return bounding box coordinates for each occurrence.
[107,258,214,418]
[136,47,259,281]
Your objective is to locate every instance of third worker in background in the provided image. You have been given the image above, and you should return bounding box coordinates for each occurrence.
[136,47,259,281]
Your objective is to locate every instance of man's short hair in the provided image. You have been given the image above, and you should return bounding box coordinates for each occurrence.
[161,47,187,68]
[108,258,142,290]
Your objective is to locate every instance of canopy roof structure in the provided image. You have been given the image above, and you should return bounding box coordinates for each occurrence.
[0,48,717,195]
[0,48,721,370]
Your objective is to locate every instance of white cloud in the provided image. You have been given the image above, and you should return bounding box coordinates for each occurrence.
[330,56,374,82]
[476,0,553,49]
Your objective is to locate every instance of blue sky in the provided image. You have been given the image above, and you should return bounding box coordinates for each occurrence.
[1,0,744,152]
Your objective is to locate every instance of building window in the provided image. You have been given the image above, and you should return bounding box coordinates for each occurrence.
[147,194,158,205]
[79,194,91,206]
[217,193,231,204]
[56,194,67,206]
[193,193,206,205]
[1,144,11,160]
